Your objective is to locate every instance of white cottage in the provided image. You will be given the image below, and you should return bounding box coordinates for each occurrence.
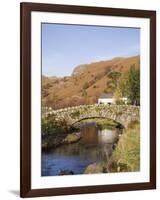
[98,94,114,105]
[98,93,128,105]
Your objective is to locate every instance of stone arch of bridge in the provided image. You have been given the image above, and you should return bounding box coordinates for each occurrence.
[70,116,124,128]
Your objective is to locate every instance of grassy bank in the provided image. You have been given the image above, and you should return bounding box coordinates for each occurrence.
[108,121,140,172]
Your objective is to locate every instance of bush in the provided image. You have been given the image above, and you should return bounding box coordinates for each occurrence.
[81,89,87,97]
[93,85,97,88]
[83,82,90,90]
[42,114,69,136]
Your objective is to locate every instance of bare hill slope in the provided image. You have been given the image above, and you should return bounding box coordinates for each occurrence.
[42,55,140,109]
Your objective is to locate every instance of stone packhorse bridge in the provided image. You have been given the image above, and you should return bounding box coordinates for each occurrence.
[42,104,139,128]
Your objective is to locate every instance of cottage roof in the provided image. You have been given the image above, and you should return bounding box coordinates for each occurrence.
[99,93,113,99]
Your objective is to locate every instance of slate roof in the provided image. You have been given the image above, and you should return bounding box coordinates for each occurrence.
[99,93,113,99]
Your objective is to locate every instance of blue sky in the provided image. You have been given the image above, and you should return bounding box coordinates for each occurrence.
[42,23,140,77]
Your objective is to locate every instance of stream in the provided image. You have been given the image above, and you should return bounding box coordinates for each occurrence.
[42,123,120,176]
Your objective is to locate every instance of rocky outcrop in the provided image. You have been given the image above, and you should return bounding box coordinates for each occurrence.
[72,64,88,76]
[84,162,107,174]
[63,133,81,144]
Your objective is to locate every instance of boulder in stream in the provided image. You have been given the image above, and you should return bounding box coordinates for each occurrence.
[59,170,74,175]
[63,133,81,144]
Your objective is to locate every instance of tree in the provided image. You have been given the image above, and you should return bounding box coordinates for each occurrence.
[113,65,140,105]
[108,71,121,81]
[114,87,123,104]
[113,73,127,104]
[105,71,121,93]
[127,65,140,105]
[117,73,128,96]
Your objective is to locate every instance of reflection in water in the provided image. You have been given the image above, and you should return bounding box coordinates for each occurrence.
[98,129,118,144]
[42,124,120,176]
[80,124,98,145]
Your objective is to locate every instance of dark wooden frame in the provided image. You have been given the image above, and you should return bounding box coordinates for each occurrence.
[20,2,156,198]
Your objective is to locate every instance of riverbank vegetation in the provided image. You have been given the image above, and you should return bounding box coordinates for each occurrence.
[42,113,69,136]
[108,120,140,172]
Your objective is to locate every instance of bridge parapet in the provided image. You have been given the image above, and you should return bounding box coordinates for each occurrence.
[42,104,139,128]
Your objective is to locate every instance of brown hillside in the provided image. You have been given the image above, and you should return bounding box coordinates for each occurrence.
[42,55,140,109]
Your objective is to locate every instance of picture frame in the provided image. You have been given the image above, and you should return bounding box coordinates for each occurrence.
[20,2,156,198]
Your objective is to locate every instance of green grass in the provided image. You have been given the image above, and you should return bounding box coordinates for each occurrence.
[108,121,140,172]
[77,118,119,130]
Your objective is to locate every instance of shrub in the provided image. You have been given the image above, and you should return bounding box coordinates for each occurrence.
[93,85,97,88]
[42,114,69,136]
[81,89,87,97]
[83,82,90,90]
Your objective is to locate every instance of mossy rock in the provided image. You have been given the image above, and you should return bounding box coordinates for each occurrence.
[84,163,107,174]
[63,133,81,144]
[58,170,74,175]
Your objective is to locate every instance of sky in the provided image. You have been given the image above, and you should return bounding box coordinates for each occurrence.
[42,23,140,77]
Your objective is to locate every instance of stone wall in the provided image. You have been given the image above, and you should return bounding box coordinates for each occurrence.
[43,104,140,128]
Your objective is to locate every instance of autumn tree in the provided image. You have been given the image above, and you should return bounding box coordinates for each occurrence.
[105,71,121,93]
[127,65,140,105]
[113,65,140,105]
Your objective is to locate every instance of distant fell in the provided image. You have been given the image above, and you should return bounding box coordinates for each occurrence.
[42,55,140,109]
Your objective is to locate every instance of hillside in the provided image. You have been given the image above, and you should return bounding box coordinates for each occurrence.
[42,55,140,109]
